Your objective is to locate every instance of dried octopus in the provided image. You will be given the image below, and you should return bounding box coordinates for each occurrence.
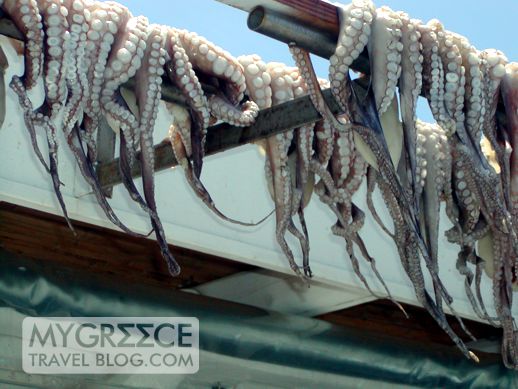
[3,0,518,370]
[236,55,313,278]
[284,0,477,360]
[281,0,518,367]
[0,0,263,276]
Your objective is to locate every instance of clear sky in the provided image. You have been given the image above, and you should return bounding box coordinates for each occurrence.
[116,0,517,121]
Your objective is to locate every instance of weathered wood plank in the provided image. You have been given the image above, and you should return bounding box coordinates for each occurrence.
[319,300,501,358]
[96,86,347,187]
[0,202,256,289]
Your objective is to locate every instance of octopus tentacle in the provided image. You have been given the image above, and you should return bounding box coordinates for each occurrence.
[2,0,44,89]
[239,56,313,276]
[165,35,267,227]
[460,57,518,336]
[38,0,69,117]
[0,45,7,128]
[455,126,518,345]
[44,2,147,239]
[312,160,381,295]
[350,85,453,301]
[416,121,442,278]
[480,50,509,203]
[174,29,247,178]
[448,32,485,152]
[9,76,50,171]
[396,12,422,208]
[378,170,478,360]
[492,232,518,368]
[329,0,375,113]
[65,4,158,239]
[415,120,478,334]
[23,0,74,231]
[290,46,357,280]
[175,29,246,105]
[266,131,305,277]
[314,117,335,167]
[70,122,148,238]
[102,13,147,161]
[97,11,163,230]
[289,68,315,276]
[207,95,259,126]
[369,6,403,116]
[351,80,481,356]
[425,23,518,332]
[498,63,518,331]
[293,150,314,275]
[82,2,132,160]
[270,64,311,278]
[168,121,272,228]
[135,24,180,275]
[237,54,273,110]
[458,237,499,324]
[167,29,210,178]
[427,20,465,137]
[291,44,404,309]
[366,167,394,238]
[61,0,89,140]
[418,24,449,133]
[165,28,210,159]
[502,63,518,220]
[334,6,406,172]
[3,1,73,223]
[450,141,482,240]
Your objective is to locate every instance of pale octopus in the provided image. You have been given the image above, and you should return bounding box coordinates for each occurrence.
[1,0,261,276]
[3,0,518,370]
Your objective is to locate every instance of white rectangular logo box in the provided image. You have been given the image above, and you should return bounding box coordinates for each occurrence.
[22,317,199,374]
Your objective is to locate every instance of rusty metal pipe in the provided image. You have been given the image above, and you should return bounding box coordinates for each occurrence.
[247,6,370,75]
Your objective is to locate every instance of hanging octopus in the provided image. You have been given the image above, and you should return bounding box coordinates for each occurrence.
[8,0,73,231]
[0,0,266,276]
[288,1,480,361]
[420,18,518,367]
[4,0,518,370]
[237,56,313,278]
[166,28,266,228]
[289,43,403,309]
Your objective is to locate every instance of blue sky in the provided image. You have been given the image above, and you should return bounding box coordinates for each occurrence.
[116,0,517,65]
[116,0,517,121]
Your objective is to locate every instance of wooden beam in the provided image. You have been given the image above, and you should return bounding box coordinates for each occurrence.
[95,116,116,197]
[0,202,256,289]
[97,87,347,188]
[318,299,501,359]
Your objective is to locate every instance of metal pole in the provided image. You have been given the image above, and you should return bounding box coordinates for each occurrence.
[247,6,370,75]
